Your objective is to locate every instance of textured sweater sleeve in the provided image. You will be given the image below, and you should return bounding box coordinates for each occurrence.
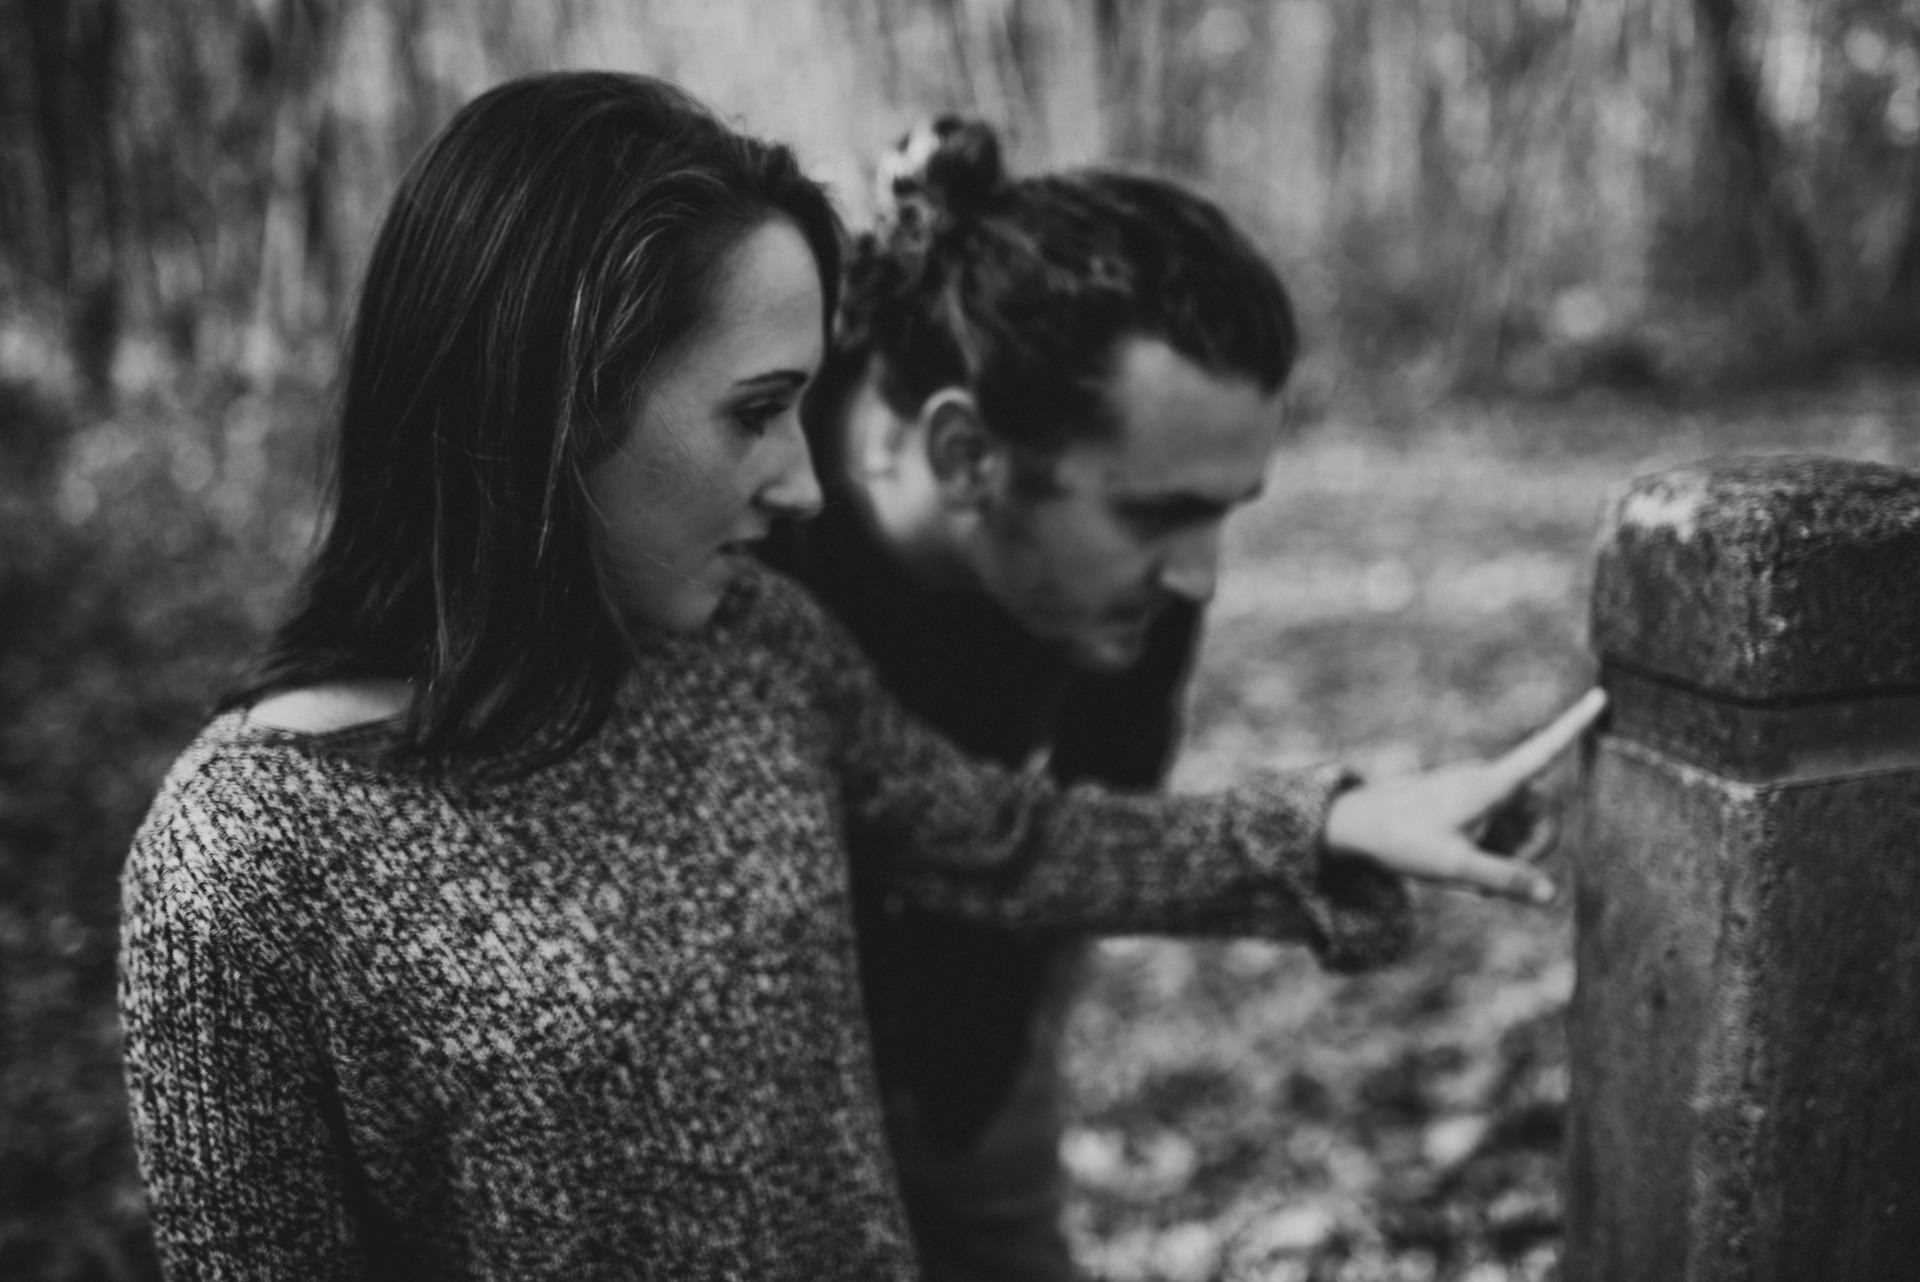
[758,571,1413,972]
[120,804,367,1280]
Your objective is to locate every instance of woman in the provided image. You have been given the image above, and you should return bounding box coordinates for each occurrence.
[120,73,1600,1280]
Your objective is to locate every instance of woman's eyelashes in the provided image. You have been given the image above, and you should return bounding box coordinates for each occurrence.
[731,397,794,438]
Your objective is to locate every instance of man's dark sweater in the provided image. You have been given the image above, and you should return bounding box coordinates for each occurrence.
[760,478,1203,1277]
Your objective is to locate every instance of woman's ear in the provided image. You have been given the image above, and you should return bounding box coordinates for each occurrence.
[919,388,1004,507]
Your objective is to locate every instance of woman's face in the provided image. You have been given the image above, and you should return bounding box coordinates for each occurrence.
[586,219,826,633]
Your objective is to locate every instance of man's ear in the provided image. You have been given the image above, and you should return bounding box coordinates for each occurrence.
[919,388,1005,507]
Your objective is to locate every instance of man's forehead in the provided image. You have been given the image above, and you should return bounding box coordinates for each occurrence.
[1067,344,1283,495]
[1105,338,1281,435]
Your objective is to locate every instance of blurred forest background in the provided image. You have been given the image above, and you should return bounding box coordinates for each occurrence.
[2,0,1917,1279]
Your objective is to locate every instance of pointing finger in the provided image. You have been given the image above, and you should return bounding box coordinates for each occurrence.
[1485,688,1608,794]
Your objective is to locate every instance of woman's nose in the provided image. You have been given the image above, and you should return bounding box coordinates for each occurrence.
[760,415,824,520]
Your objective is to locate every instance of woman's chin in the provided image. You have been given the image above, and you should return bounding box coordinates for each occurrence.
[623,577,729,636]
[660,594,726,635]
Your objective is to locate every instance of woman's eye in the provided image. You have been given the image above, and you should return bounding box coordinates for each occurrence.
[733,401,788,437]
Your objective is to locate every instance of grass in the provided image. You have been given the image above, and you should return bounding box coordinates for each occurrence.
[3,367,1917,1280]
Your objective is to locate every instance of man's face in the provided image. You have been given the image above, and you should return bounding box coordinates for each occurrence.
[972,337,1285,671]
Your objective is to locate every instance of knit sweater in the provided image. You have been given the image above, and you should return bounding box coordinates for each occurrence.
[120,561,1411,1281]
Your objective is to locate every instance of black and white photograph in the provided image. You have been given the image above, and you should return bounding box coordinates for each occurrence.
[3,2,1917,1279]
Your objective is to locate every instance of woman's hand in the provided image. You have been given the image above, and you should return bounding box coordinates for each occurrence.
[1323,688,1608,905]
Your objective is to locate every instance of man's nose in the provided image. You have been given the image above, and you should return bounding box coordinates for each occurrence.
[1157,522,1223,604]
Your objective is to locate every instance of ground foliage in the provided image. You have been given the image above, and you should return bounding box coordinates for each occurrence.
[2,366,1917,1280]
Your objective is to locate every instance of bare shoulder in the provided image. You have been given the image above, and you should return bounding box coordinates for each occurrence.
[246,679,412,734]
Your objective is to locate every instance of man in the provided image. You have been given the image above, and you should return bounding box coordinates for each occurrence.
[763,119,1301,1281]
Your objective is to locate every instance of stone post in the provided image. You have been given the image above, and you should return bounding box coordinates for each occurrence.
[1567,455,1920,1282]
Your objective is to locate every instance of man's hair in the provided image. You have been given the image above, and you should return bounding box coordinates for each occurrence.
[227,71,842,775]
[818,116,1296,460]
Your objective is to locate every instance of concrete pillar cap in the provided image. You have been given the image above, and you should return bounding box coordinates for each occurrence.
[1591,455,1920,701]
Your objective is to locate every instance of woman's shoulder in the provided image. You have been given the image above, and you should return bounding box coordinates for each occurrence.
[153,685,409,812]
[723,556,854,655]
[125,697,412,929]
[124,716,289,935]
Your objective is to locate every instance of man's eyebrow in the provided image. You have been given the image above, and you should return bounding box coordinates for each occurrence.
[1120,480,1265,513]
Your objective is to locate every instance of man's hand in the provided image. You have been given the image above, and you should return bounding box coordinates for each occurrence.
[1322,688,1608,905]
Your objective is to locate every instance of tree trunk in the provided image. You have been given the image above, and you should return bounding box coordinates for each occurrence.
[244,0,341,382]
[20,0,124,398]
[1692,0,1824,312]
[1887,159,1920,304]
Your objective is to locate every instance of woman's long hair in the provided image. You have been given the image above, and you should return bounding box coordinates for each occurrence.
[227,72,842,775]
